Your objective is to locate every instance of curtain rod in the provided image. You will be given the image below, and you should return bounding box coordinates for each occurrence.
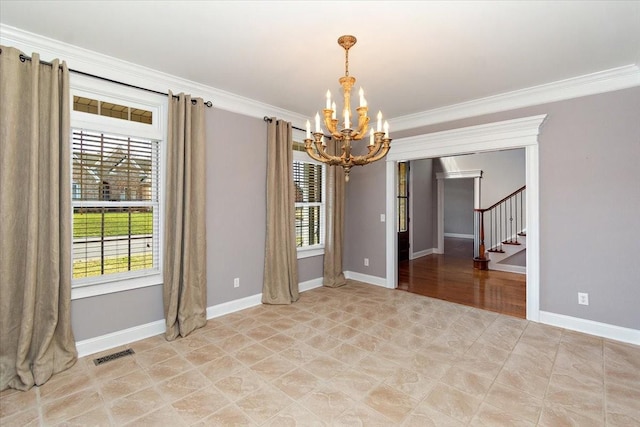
[15,52,213,107]
[263,116,306,133]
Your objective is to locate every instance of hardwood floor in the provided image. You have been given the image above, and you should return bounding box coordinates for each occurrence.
[398,238,527,318]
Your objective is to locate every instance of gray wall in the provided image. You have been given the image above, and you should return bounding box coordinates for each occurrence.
[344,160,387,278]
[444,178,474,236]
[410,159,435,253]
[72,109,324,341]
[437,149,526,208]
[346,87,640,330]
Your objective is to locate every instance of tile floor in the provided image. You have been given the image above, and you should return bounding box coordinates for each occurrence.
[1,281,639,426]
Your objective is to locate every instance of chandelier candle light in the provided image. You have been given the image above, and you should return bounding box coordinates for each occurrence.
[304,35,391,181]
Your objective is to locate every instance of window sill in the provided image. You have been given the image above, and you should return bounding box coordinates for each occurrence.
[71,273,162,300]
[297,246,325,259]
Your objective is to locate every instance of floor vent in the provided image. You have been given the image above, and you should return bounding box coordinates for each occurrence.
[93,348,135,366]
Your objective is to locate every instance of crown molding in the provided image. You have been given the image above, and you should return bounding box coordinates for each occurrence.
[0,24,308,126]
[390,64,640,131]
[3,24,638,132]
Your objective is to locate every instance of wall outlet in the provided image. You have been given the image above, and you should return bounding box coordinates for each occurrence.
[380,214,386,222]
[578,292,589,305]
[364,258,369,267]
[234,278,240,288]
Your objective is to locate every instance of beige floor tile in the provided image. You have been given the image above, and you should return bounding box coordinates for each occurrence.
[423,383,482,424]
[249,354,296,382]
[0,407,40,427]
[261,333,297,352]
[494,364,550,399]
[405,404,466,427]
[441,367,493,398]
[470,403,535,427]
[272,368,322,400]
[234,343,275,366]
[216,332,255,353]
[305,332,342,353]
[384,366,435,401]
[156,369,211,402]
[545,378,604,420]
[4,282,639,427]
[56,406,112,427]
[171,386,230,425]
[214,368,266,402]
[170,333,211,355]
[363,383,418,424]
[235,385,293,424]
[300,384,355,421]
[484,382,543,423]
[99,369,153,402]
[244,324,279,341]
[195,403,257,426]
[144,355,194,383]
[183,343,226,366]
[279,342,324,366]
[107,386,165,425]
[334,401,397,426]
[265,403,326,426]
[123,405,186,426]
[42,388,103,425]
[330,367,381,398]
[0,385,38,418]
[133,344,179,369]
[538,402,604,427]
[605,381,640,419]
[302,355,348,380]
[199,355,245,382]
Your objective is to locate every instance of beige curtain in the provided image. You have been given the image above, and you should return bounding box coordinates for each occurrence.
[323,138,347,288]
[164,92,207,341]
[0,46,77,391]
[262,118,299,304]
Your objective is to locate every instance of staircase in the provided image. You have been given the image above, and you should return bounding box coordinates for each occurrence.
[474,186,526,274]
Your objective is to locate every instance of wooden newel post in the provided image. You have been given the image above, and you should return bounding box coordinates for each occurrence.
[474,209,489,270]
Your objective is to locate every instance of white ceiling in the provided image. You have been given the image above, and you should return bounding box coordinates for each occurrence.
[1,1,639,121]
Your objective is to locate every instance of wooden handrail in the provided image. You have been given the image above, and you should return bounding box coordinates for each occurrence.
[475,185,526,213]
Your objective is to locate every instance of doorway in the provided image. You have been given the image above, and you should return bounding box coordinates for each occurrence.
[385,115,546,321]
[397,162,410,261]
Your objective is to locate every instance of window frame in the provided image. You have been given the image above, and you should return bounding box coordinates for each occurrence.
[70,74,167,300]
[292,130,326,259]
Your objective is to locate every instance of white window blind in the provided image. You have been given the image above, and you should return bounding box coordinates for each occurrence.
[72,129,160,284]
[293,159,324,249]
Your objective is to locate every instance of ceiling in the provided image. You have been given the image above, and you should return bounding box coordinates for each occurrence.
[1,1,639,121]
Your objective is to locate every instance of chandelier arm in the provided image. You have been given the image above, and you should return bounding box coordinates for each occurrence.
[312,136,344,164]
[361,140,392,164]
[304,139,328,163]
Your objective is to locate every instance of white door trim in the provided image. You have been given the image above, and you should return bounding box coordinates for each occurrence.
[385,114,546,322]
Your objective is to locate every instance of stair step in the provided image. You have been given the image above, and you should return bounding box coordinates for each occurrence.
[488,249,505,253]
[503,241,521,245]
[518,232,526,237]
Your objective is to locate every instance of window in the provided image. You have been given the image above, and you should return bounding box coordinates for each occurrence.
[70,75,165,299]
[293,142,325,258]
[72,130,160,281]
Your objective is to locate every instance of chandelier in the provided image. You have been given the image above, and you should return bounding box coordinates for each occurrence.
[304,35,391,181]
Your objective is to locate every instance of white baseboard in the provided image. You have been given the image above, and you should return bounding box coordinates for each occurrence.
[76,277,325,358]
[299,277,324,292]
[539,311,640,346]
[490,264,526,274]
[410,248,434,260]
[206,293,263,320]
[344,271,389,288]
[444,233,474,239]
[76,319,166,358]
